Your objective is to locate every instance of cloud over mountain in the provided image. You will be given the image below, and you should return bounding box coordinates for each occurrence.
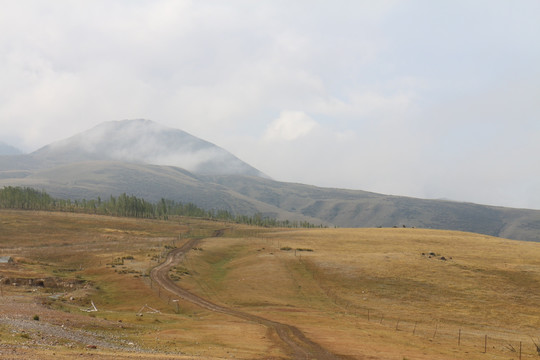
[30,119,265,177]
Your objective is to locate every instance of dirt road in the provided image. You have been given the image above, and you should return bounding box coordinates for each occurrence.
[150,236,345,360]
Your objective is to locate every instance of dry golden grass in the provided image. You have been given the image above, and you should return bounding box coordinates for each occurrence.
[182,227,540,359]
[2,209,540,359]
[0,211,282,359]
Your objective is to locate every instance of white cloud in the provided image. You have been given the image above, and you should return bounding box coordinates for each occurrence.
[1,1,539,208]
[263,111,318,141]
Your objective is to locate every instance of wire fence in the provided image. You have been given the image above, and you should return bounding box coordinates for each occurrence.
[295,253,540,359]
[141,235,540,359]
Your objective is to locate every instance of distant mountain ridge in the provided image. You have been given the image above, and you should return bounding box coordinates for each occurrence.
[1,119,540,242]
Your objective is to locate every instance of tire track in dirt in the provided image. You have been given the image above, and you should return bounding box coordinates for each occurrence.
[150,235,346,360]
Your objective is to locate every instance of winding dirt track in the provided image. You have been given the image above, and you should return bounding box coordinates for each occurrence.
[150,235,345,360]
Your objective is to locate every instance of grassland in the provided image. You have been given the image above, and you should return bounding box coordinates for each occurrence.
[1,209,540,359]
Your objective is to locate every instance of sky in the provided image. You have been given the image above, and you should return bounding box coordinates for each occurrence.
[1,0,539,209]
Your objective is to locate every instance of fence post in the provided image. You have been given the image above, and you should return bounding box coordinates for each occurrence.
[458,329,461,346]
[519,341,522,360]
[484,335,487,353]
[413,321,417,335]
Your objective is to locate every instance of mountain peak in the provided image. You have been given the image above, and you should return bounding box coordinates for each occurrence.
[31,119,265,177]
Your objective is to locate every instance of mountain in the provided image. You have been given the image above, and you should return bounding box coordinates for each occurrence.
[1,119,264,177]
[0,160,324,225]
[1,119,540,242]
[0,141,22,155]
[206,174,540,241]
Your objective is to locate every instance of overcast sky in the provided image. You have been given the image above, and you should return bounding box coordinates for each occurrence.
[1,1,539,209]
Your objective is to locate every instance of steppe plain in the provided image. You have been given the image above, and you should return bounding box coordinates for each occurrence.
[1,209,540,359]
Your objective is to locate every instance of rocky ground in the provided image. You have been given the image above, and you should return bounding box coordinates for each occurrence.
[0,290,180,359]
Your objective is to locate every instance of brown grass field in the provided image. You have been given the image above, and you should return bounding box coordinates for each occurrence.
[1,209,540,359]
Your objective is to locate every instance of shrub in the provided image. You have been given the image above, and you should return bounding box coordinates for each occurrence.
[33,315,40,321]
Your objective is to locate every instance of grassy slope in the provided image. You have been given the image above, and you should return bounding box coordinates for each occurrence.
[181,227,540,359]
[0,161,325,225]
[0,210,273,359]
[209,174,540,242]
[3,161,540,241]
[2,210,540,359]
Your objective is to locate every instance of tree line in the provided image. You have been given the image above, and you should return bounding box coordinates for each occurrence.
[0,186,324,228]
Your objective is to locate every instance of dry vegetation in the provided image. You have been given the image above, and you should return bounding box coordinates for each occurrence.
[1,209,540,359]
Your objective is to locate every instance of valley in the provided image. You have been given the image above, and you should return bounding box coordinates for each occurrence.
[2,120,540,242]
[1,209,540,359]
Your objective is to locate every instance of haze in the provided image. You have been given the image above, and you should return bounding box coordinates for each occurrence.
[1,1,539,209]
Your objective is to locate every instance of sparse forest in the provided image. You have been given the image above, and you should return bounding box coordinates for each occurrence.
[0,186,323,228]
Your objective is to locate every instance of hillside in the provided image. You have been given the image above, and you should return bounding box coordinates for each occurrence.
[0,141,21,155]
[1,119,540,241]
[208,175,540,241]
[0,162,324,225]
[2,210,540,359]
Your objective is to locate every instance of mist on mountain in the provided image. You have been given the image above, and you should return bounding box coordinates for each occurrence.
[0,142,22,155]
[30,119,265,177]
